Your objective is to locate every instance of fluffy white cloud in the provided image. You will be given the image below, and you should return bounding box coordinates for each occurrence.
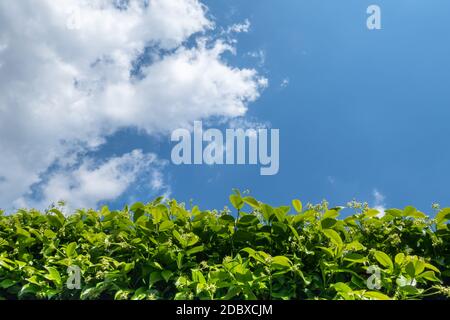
[0,0,266,209]
[16,150,165,210]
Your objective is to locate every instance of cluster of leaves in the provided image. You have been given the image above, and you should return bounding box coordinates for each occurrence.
[0,192,449,300]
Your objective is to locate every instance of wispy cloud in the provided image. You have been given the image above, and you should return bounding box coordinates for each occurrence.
[225,19,251,34]
[280,78,290,88]
[373,189,387,217]
[247,49,266,66]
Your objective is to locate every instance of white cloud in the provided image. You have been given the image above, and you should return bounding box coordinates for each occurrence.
[373,189,386,217]
[150,170,165,191]
[226,19,251,34]
[227,117,271,131]
[16,150,165,210]
[247,49,266,66]
[373,189,385,204]
[280,78,290,88]
[0,0,266,209]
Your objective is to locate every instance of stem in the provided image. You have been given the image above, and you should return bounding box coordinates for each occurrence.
[269,266,273,300]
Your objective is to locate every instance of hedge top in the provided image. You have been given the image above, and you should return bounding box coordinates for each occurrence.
[0,192,449,300]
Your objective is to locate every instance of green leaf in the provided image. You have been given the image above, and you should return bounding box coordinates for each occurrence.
[159,220,174,232]
[243,287,258,300]
[323,210,338,219]
[229,194,244,210]
[131,202,145,222]
[343,253,367,263]
[44,267,62,286]
[274,206,290,222]
[400,285,420,295]
[321,218,336,229]
[219,215,235,225]
[65,242,77,258]
[0,279,16,289]
[414,259,425,275]
[186,234,200,247]
[115,290,132,300]
[436,208,450,225]
[131,202,145,212]
[322,229,343,249]
[150,206,164,224]
[260,204,274,221]
[317,246,335,257]
[224,287,241,300]
[332,282,352,293]
[192,269,206,284]
[186,245,205,256]
[384,209,403,217]
[403,206,416,216]
[364,291,391,300]
[394,253,405,266]
[424,263,440,274]
[161,270,173,282]
[50,209,66,225]
[44,229,57,239]
[405,262,416,278]
[150,271,163,285]
[238,215,259,225]
[0,258,15,271]
[374,251,394,271]
[19,284,40,298]
[418,271,441,282]
[172,230,186,247]
[365,209,380,218]
[403,206,426,218]
[271,256,292,269]
[191,206,201,216]
[288,225,300,241]
[292,199,302,213]
[16,227,31,238]
[345,241,366,252]
[176,253,183,270]
[411,211,426,218]
[174,292,189,300]
[132,287,148,300]
[243,197,260,209]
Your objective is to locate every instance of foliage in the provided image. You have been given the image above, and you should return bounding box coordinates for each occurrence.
[0,192,449,300]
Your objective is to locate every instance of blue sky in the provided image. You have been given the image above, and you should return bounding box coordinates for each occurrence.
[1,0,449,214]
[103,0,450,212]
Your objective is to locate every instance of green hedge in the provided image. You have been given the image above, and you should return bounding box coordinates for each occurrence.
[0,192,449,300]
